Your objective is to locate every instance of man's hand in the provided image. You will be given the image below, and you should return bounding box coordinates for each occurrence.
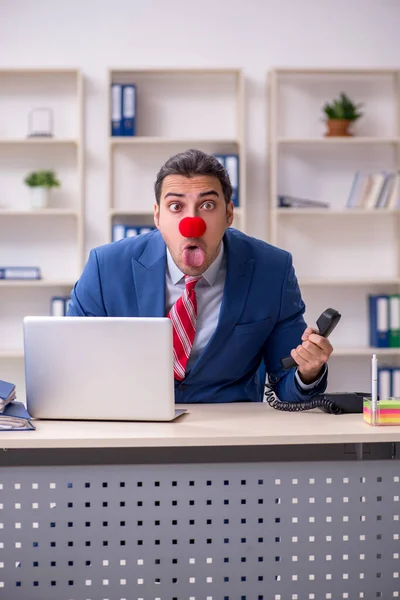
[290,326,333,384]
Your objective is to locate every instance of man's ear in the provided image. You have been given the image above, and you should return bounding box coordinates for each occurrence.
[226,201,234,227]
[153,202,160,229]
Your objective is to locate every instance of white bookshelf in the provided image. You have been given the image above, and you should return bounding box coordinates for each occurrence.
[0,350,24,359]
[0,68,84,397]
[298,277,400,286]
[267,67,400,392]
[332,347,400,357]
[0,138,79,145]
[0,208,80,217]
[0,279,77,288]
[107,68,245,242]
[277,136,400,145]
[275,208,400,217]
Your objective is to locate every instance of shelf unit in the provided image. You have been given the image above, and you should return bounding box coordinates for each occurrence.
[107,68,245,242]
[332,347,400,357]
[277,136,400,145]
[0,68,84,397]
[267,67,400,392]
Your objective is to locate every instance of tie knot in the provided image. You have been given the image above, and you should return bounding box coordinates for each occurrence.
[184,275,201,291]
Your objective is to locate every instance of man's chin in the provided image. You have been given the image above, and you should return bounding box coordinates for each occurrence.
[179,263,207,277]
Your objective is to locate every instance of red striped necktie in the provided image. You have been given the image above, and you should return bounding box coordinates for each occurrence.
[168,275,201,381]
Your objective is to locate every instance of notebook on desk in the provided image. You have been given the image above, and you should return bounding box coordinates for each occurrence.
[23,316,185,422]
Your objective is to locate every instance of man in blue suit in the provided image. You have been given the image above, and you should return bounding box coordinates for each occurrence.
[67,149,332,404]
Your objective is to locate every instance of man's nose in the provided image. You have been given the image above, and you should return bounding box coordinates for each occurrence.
[186,206,199,218]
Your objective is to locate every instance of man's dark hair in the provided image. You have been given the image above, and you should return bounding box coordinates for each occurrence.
[154,148,233,205]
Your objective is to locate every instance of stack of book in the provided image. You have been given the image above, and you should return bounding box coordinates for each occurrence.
[0,379,34,431]
[346,171,400,209]
[0,266,41,280]
[277,195,329,209]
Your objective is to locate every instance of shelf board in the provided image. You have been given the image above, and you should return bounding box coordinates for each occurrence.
[110,67,242,76]
[0,349,24,359]
[0,279,75,288]
[0,68,80,75]
[109,137,239,146]
[333,347,400,357]
[110,208,154,217]
[275,208,400,216]
[272,67,399,76]
[299,277,400,286]
[0,138,78,146]
[110,207,243,217]
[0,209,79,217]
[277,136,400,145]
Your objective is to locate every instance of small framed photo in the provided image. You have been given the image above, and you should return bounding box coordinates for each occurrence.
[28,107,54,137]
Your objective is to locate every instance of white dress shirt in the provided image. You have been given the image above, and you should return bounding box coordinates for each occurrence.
[166,241,325,389]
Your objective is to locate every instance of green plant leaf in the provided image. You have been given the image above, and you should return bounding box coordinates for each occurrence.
[322,92,363,121]
[24,169,61,188]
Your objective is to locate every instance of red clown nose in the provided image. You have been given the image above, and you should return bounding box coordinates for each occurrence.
[179,216,207,238]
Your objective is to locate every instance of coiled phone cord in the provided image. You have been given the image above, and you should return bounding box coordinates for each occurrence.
[264,382,342,414]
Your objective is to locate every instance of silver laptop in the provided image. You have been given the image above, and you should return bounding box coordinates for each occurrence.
[23,316,185,422]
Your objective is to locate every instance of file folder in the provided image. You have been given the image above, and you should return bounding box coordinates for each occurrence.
[111,84,123,136]
[122,84,136,136]
[369,295,389,347]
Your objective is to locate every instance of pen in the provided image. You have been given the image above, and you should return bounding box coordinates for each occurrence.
[371,353,378,426]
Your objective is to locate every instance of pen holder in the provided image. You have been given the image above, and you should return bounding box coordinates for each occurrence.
[363,397,400,426]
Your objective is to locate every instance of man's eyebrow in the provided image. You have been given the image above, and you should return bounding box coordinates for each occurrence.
[164,190,220,200]
[199,190,219,198]
[164,192,185,199]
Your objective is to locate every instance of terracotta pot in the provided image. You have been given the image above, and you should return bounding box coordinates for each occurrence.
[324,119,353,137]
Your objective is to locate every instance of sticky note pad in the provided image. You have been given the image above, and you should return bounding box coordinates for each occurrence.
[363,397,400,425]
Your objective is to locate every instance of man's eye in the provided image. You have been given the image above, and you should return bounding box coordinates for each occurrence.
[201,201,215,210]
[169,203,181,212]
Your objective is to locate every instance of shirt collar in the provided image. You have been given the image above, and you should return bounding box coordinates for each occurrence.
[167,240,224,286]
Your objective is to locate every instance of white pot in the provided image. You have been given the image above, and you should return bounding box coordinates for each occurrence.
[30,187,49,209]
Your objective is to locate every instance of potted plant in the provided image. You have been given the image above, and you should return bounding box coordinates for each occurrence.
[24,169,61,209]
[322,92,363,137]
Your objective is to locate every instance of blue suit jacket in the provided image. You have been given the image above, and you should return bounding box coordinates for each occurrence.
[67,228,328,404]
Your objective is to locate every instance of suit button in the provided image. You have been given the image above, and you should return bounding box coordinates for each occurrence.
[179,384,185,391]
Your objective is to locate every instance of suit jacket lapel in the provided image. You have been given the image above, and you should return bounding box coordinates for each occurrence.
[131,232,166,317]
[186,229,255,378]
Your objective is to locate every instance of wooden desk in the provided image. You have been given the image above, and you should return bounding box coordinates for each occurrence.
[1,402,400,449]
[1,403,399,599]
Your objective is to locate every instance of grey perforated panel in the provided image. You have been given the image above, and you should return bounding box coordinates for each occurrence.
[0,460,399,600]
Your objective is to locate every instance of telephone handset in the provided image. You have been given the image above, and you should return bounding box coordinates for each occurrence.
[280,308,342,370]
[265,308,359,414]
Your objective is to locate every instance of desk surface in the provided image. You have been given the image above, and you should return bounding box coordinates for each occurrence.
[1,403,400,449]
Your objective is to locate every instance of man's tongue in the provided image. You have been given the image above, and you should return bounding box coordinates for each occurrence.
[182,246,205,267]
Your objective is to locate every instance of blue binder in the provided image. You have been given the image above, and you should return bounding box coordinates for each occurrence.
[112,224,127,242]
[125,227,139,238]
[214,155,225,167]
[213,154,239,207]
[111,84,123,136]
[225,154,239,207]
[378,366,392,399]
[50,296,71,316]
[369,294,390,347]
[51,296,66,317]
[122,84,136,136]
[0,266,41,279]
